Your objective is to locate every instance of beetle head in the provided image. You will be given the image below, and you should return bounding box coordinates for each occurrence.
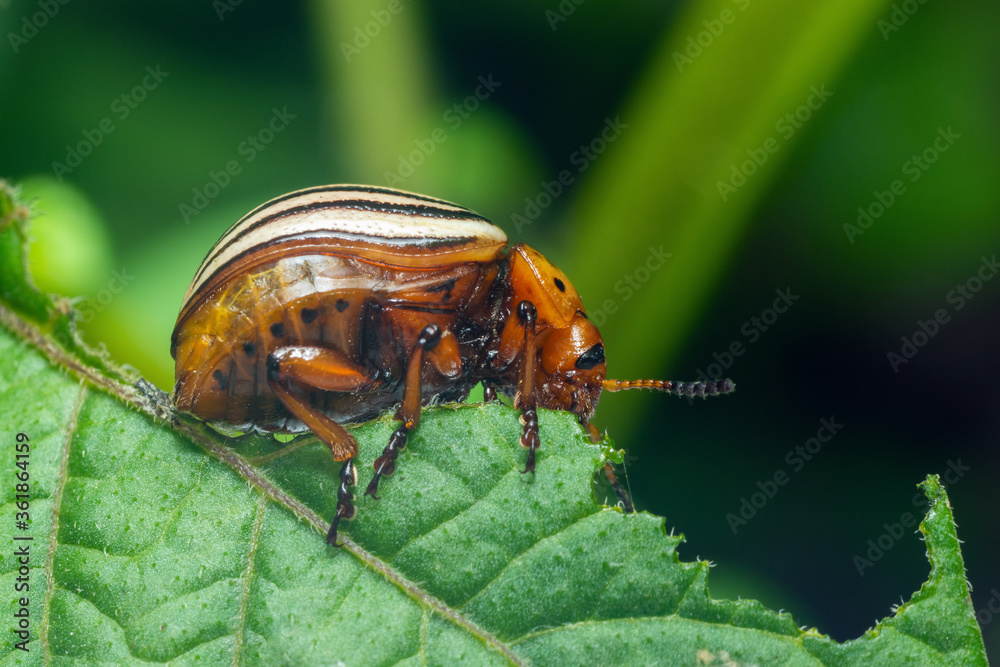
[497,244,735,427]
[496,244,607,424]
[535,310,607,425]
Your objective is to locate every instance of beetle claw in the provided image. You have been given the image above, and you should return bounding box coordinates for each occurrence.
[367,425,408,499]
[327,506,348,547]
[521,446,536,475]
[327,459,358,546]
[365,462,384,499]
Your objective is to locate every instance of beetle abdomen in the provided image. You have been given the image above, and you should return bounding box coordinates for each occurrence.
[173,254,377,428]
[173,254,497,433]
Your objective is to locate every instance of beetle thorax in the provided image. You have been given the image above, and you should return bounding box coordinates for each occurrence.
[483,244,608,424]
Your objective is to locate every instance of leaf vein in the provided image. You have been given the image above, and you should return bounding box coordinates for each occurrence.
[385,465,513,560]
[233,492,268,667]
[178,427,526,665]
[50,583,130,633]
[59,457,208,560]
[672,563,703,615]
[509,614,816,650]
[458,508,600,613]
[884,623,949,657]
[420,607,429,667]
[41,382,87,666]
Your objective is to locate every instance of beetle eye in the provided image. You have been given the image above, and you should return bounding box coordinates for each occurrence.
[575,343,605,370]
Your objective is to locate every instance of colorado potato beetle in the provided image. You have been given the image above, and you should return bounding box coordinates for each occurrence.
[171,185,734,545]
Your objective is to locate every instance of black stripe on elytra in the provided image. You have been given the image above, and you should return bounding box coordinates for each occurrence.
[200,186,482,273]
[192,187,396,285]
[239,185,473,226]
[185,235,297,307]
[201,199,493,274]
[326,185,477,209]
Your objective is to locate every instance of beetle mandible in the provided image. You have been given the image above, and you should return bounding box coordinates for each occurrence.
[171,185,734,546]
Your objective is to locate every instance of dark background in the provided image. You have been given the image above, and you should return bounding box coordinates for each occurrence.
[2,0,997,659]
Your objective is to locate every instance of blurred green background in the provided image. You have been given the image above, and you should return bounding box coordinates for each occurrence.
[2,0,997,658]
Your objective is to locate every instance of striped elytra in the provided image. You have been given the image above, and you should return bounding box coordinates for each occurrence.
[171,184,734,546]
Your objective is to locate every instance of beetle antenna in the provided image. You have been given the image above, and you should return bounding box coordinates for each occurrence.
[602,378,735,398]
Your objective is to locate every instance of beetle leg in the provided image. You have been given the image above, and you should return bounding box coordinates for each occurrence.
[269,379,360,546]
[427,328,462,378]
[267,346,376,546]
[331,459,359,544]
[483,383,498,402]
[583,400,632,510]
[515,301,540,475]
[365,324,442,500]
[268,346,376,393]
[603,461,635,513]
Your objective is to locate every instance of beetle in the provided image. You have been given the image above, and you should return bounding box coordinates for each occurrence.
[171,185,734,546]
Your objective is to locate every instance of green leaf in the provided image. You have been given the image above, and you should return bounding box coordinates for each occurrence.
[0,180,987,664]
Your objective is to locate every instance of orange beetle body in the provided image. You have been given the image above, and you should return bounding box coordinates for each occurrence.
[172,185,733,545]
